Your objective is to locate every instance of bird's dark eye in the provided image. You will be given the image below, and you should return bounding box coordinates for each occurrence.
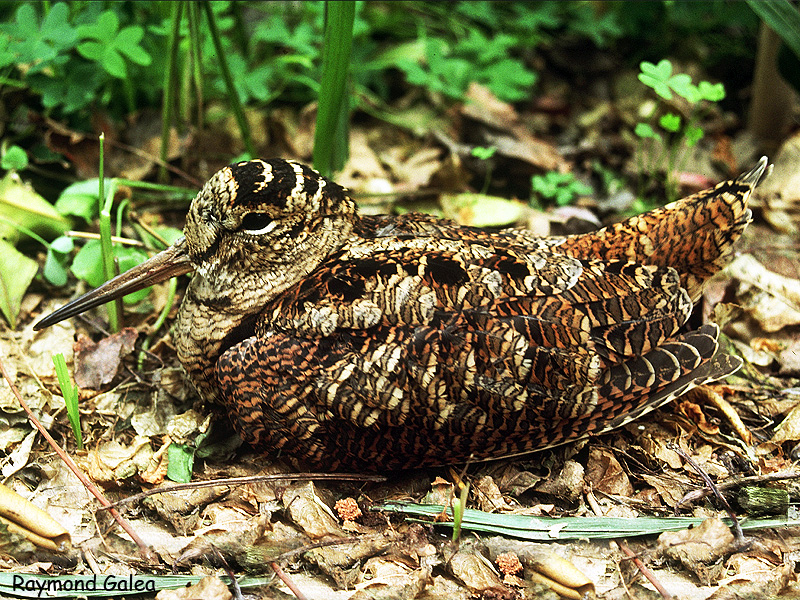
[240,212,275,234]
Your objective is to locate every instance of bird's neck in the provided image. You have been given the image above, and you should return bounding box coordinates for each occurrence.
[173,215,359,402]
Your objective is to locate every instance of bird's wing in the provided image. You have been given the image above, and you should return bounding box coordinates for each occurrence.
[216,236,728,469]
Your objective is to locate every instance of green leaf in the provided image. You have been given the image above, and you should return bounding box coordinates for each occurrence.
[71,241,151,304]
[0,171,69,243]
[101,48,127,79]
[43,236,74,287]
[667,73,698,102]
[53,353,82,449]
[312,0,355,176]
[76,10,119,42]
[471,146,497,160]
[698,80,726,102]
[659,113,682,132]
[50,235,74,254]
[167,442,194,483]
[116,26,151,66]
[39,2,77,49]
[76,40,105,61]
[383,502,800,541]
[54,179,105,222]
[1,145,28,171]
[638,59,673,100]
[685,125,704,147]
[634,122,658,139]
[43,249,69,286]
[0,239,37,328]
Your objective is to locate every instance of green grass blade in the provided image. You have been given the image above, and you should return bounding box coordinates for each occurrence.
[160,1,183,183]
[382,502,800,540]
[52,353,82,450]
[202,1,255,158]
[312,1,355,177]
[747,0,800,61]
[97,134,119,332]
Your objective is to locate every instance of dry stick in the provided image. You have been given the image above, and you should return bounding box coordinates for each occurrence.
[66,231,145,247]
[670,443,745,543]
[585,489,673,600]
[103,473,385,509]
[678,470,800,506]
[617,541,674,600]
[271,561,309,600]
[0,356,157,562]
[210,546,244,600]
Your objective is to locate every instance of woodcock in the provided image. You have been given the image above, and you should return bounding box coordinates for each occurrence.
[36,157,769,471]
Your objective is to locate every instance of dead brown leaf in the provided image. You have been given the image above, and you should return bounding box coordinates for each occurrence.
[585,447,632,497]
[641,473,694,508]
[771,399,800,443]
[678,399,720,435]
[447,547,505,593]
[657,517,734,576]
[534,460,585,504]
[86,436,153,484]
[474,475,514,513]
[74,328,138,390]
[283,481,343,539]
[461,83,566,172]
[353,556,431,599]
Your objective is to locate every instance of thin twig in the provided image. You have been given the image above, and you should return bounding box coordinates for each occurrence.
[271,561,308,600]
[618,541,674,600]
[66,231,145,246]
[102,472,385,509]
[670,443,745,542]
[211,546,244,600]
[0,355,157,562]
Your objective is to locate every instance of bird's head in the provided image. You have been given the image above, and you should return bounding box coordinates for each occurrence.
[35,159,356,329]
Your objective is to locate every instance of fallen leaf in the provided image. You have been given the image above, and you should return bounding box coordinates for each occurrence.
[87,437,154,483]
[473,476,513,513]
[585,447,633,497]
[440,192,527,227]
[728,254,800,315]
[657,517,734,570]
[283,481,343,539]
[771,400,800,443]
[462,83,565,172]
[678,399,720,435]
[74,328,139,389]
[534,460,585,504]
[448,548,504,593]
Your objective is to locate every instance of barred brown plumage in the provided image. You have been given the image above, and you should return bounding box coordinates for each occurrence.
[35,157,769,470]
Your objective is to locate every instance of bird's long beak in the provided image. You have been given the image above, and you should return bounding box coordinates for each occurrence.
[34,237,194,330]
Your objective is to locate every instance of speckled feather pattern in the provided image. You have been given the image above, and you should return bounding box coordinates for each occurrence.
[170,158,763,470]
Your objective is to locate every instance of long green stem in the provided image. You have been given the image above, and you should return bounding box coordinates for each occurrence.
[202,1,255,157]
[160,1,183,183]
[313,1,355,177]
[98,134,119,332]
[187,2,204,129]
